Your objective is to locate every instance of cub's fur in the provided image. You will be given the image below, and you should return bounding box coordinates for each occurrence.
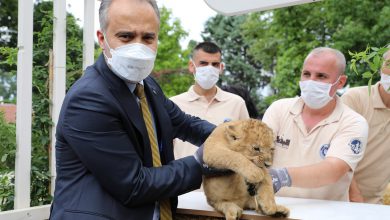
[203,119,289,220]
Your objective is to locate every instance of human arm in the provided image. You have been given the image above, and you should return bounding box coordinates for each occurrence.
[269,157,350,193]
[287,157,350,187]
[59,81,204,207]
[349,177,364,202]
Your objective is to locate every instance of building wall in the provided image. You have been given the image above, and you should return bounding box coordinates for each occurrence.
[0,104,16,123]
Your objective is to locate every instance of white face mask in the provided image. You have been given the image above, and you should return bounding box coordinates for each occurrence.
[103,34,156,82]
[299,77,340,109]
[193,62,221,90]
[381,73,390,94]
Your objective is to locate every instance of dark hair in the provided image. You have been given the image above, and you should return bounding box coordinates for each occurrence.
[221,85,260,119]
[191,42,222,58]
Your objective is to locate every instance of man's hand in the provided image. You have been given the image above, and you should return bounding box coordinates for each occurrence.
[194,145,233,176]
[268,167,292,193]
[349,178,364,202]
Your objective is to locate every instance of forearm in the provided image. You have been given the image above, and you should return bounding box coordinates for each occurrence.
[287,157,350,188]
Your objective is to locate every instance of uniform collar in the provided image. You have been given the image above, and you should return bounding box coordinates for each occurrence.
[187,85,228,102]
[291,96,344,124]
[372,82,388,109]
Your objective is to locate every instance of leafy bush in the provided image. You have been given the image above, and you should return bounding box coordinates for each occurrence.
[0,171,14,211]
[0,111,16,210]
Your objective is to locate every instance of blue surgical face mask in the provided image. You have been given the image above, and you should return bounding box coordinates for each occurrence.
[103,33,156,82]
[299,77,340,109]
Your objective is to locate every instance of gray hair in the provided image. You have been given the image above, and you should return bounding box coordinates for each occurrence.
[304,47,346,75]
[99,0,160,32]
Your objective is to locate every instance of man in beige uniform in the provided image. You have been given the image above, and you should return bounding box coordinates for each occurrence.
[342,48,390,204]
[171,42,249,159]
[264,47,368,201]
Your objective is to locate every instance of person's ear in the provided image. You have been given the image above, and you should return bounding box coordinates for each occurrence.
[188,60,196,74]
[220,62,225,73]
[338,75,348,89]
[97,30,105,50]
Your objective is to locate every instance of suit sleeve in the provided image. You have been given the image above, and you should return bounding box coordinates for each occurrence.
[159,85,216,146]
[59,85,205,207]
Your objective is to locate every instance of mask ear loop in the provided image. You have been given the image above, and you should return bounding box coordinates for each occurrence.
[190,59,198,80]
[329,75,342,97]
[102,32,113,60]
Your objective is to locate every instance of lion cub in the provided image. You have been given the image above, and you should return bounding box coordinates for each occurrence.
[203,119,289,220]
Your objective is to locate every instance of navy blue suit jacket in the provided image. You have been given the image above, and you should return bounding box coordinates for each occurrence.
[49,54,215,220]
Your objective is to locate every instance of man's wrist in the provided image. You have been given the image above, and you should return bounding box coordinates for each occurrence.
[269,167,292,193]
[279,167,292,187]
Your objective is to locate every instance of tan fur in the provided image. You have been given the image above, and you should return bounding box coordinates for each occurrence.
[203,119,289,219]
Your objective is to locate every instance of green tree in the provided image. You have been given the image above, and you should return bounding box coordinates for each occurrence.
[153,6,193,97]
[0,0,18,102]
[0,0,18,46]
[202,15,266,110]
[0,0,84,210]
[242,0,389,108]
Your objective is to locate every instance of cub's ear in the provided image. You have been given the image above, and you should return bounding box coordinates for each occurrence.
[225,125,240,142]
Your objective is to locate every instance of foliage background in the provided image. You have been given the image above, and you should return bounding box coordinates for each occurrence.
[0,0,389,211]
[0,0,84,210]
[202,0,389,114]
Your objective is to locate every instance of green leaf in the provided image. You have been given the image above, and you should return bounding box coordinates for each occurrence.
[365,51,377,61]
[1,154,8,163]
[362,71,372,79]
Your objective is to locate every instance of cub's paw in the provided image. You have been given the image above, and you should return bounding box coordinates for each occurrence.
[271,205,290,218]
[243,167,264,183]
[225,207,243,220]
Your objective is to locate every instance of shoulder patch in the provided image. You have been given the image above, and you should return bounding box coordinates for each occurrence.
[349,139,362,154]
[319,144,330,159]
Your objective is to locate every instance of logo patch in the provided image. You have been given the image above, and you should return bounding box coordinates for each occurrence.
[349,139,362,154]
[223,118,232,123]
[319,144,330,159]
[276,135,290,149]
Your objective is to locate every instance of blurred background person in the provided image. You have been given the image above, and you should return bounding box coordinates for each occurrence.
[170,42,249,159]
[342,47,390,204]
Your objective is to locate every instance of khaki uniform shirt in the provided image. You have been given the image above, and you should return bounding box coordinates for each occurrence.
[170,86,249,159]
[263,96,368,201]
[342,82,390,204]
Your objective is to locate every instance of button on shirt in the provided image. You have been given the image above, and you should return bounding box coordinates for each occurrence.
[262,96,368,201]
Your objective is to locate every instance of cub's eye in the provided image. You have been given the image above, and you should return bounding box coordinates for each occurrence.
[253,146,260,152]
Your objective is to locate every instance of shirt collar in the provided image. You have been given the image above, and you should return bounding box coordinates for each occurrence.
[127,80,144,93]
[372,82,387,109]
[187,86,227,102]
[290,96,343,124]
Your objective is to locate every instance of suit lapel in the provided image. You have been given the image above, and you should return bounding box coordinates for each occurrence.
[94,55,151,163]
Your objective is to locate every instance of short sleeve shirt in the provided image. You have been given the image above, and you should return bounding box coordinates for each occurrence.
[170,86,249,159]
[262,96,368,201]
[342,82,390,204]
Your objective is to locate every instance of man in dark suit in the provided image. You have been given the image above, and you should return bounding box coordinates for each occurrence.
[49,0,215,219]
